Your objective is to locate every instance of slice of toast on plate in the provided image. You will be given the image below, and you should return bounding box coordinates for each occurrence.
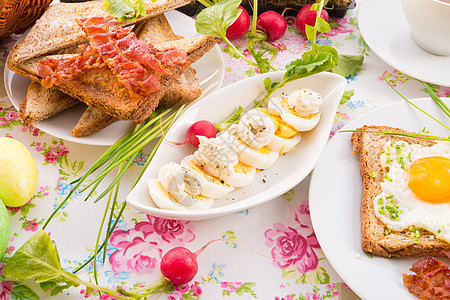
[351,125,450,257]
[19,81,79,125]
[71,106,117,137]
[13,35,217,123]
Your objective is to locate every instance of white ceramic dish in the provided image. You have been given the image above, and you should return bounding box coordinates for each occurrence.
[126,71,347,220]
[358,0,450,87]
[4,10,224,146]
[309,98,450,300]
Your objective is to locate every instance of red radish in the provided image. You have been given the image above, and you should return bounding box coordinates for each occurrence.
[256,11,287,42]
[160,247,198,285]
[226,6,250,40]
[185,120,216,147]
[295,4,329,36]
[165,120,216,148]
[160,240,219,285]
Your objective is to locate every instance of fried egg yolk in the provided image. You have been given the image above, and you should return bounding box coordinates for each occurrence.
[406,156,450,204]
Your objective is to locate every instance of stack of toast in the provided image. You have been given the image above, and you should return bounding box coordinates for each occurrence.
[351,125,450,257]
[8,0,218,137]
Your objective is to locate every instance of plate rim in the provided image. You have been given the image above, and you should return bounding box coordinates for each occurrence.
[3,10,225,146]
[357,0,450,87]
[309,98,450,300]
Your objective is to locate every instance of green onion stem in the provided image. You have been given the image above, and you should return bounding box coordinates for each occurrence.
[93,170,118,286]
[339,129,450,141]
[382,75,450,131]
[421,81,450,119]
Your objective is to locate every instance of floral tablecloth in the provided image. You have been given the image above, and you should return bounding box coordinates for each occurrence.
[1,2,449,300]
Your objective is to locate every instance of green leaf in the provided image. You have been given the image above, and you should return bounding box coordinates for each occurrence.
[285,52,336,83]
[316,17,331,34]
[263,77,272,91]
[332,54,364,77]
[195,0,242,39]
[2,230,80,293]
[216,106,243,131]
[302,45,338,64]
[11,284,40,300]
[328,19,339,28]
[340,90,355,105]
[103,0,137,21]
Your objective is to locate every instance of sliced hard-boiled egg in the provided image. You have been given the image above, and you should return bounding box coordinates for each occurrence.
[235,108,275,149]
[266,133,302,154]
[234,138,279,169]
[259,109,302,154]
[181,155,235,199]
[268,88,322,132]
[148,162,214,210]
[193,134,256,187]
[148,178,213,210]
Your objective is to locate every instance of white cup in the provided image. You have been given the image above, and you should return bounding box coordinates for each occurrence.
[401,0,450,56]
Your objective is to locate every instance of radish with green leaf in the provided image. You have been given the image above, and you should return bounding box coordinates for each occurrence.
[226,6,250,40]
[296,4,329,36]
[256,11,287,42]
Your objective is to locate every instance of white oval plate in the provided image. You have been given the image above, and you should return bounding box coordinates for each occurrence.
[4,10,224,146]
[309,98,450,300]
[126,71,347,220]
[358,0,450,87]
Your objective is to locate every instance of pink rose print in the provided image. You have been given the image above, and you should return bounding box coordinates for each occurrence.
[0,111,18,126]
[324,16,354,37]
[0,281,13,300]
[275,296,294,300]
[265,202,320,273]
[306,292,323,300]
[24,220,39,231]
[108,216,195,274]
[144,215,195,245]
[166,283,202,300]
[44,144,69,164]
[109,224,163,274]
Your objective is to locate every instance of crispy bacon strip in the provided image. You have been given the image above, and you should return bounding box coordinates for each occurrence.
[403,256,450,300]
[38,16,188,98]
[38,45,105,89]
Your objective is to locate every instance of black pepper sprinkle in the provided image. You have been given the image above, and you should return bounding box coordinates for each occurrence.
[262,179,266,183]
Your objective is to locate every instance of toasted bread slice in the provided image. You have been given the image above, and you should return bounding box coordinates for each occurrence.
[136,14,202,105]
[8,0,190,66]
[71,106,117,137]
[351,125,450,257]
[19,81,79,125]
[14,35,217,123]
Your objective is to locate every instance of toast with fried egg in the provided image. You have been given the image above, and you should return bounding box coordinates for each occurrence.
[351,125,450,257]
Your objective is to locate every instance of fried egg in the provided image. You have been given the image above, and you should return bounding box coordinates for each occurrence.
[374,140,450,242]
[268,88,322,132]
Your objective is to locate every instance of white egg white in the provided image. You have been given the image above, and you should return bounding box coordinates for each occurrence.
[268,95,321,132]
[266,132,302,154]
[148,178,214,210]
[234,139,279,169]
[181,155,235,199]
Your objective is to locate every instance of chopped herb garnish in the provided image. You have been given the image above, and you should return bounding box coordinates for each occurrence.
[369,171,377,178]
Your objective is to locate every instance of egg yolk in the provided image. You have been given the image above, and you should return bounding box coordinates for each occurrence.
[406,156,450,204]
[258,108,297,139]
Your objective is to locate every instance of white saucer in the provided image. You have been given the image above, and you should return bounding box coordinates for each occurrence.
[358,0,450,87]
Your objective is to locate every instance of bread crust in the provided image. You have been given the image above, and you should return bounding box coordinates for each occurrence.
[351,125,450,257]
